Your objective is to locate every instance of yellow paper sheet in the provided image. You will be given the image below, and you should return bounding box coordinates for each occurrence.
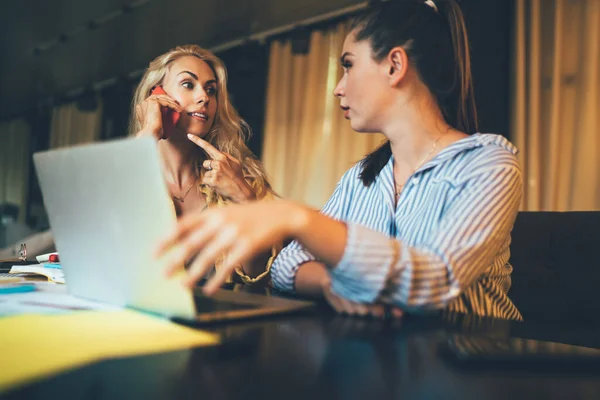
[0,310,219,393]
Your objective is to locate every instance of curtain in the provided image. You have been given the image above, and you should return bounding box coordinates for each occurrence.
[49,96,104,148]
[262,22,385,208]
[512,0,600,211]
[0,119,31,222]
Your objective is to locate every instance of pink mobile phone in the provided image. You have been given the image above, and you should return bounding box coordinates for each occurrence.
[150,86,181,138]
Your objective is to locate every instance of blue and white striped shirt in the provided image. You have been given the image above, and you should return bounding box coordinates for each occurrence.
[271,133,523,320]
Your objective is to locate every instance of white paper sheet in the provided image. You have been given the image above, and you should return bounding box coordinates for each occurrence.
[0,283,119,316]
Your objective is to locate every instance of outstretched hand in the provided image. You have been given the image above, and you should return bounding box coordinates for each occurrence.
[156,201,306,295]
[156,199,404,319]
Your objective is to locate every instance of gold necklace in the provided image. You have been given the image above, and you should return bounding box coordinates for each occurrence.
[172,178,198,202]
[395,133,445,197]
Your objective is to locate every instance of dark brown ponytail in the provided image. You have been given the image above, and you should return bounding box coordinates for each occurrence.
[438,0,478,134]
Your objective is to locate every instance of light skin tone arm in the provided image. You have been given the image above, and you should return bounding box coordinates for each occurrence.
[293,261,399,318]
[157,201,346,290]
[294,261,330,298]
[156,201,402,318]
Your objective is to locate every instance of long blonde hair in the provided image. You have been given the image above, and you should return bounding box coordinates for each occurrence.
[129,44,273,203]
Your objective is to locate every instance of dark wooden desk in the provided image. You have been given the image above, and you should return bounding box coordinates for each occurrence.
[4,288,600,400]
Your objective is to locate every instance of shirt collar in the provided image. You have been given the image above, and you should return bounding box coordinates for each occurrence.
[416,133,518,173]
[375,133,518,212]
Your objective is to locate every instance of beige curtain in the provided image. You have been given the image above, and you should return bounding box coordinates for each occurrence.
[262,22,385,208]
[0,119,31,222]
[50,97,104,148]
[513,0,600,211]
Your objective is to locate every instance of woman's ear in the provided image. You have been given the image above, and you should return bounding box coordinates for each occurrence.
[386,47,409,87]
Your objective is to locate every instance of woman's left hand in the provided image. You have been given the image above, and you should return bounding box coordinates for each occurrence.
[187,134,255,203]
[321,275,404,320]
[156,201,306,295]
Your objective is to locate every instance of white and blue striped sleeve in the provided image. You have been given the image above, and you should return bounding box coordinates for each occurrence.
[329,159,522,311]
[270,169,355,293]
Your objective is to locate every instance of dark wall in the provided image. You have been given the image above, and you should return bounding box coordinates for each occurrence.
[219,43,270,159]
[462,0,514,138]
[0,0,365,121]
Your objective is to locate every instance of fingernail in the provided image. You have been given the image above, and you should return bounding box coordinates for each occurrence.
[187,134,193,139]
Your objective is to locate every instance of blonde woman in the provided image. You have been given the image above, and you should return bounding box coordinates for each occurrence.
[5,45,276,285]
[131,44,277,285]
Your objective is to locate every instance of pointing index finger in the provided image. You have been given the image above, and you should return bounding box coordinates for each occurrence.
[187,134,224,160]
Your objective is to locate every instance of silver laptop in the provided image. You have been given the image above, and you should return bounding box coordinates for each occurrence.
[33,137,312,323]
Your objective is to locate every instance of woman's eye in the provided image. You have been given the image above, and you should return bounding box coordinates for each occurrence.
[206,86,217,95]
[342,62,352,71]
[182,81,193,89]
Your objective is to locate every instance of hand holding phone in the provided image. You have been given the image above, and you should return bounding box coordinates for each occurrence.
[150,86,181,139]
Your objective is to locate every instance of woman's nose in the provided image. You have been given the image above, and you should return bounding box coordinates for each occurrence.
[196,92,208,105]
[333,78,344,97]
